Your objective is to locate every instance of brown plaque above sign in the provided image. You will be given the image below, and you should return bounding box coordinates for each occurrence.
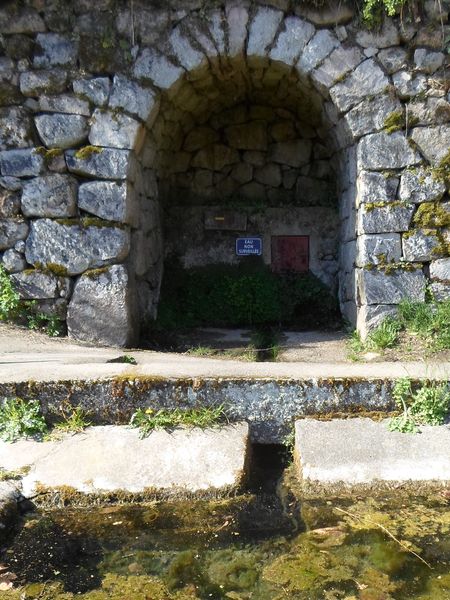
[204,210,247,231]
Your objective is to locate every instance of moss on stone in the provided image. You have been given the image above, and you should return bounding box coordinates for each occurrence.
[413,202,450,229]
[431,149,450,187]
[33,262,70,277]
[35,146,64,164]
[383,111,419,134]
[74,145,103,160]
[383,110,404,134]
[54,217,125,230]
[83,266,110,279]
[365,201,406,212]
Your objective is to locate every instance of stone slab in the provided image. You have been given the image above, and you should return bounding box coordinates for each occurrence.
[295,418,450,495]
[0,423,249,499]
[0,481,20,533]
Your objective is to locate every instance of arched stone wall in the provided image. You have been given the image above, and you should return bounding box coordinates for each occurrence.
[0,0,448,346]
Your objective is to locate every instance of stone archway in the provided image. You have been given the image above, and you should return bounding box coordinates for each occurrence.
[104,6,413,344]
[5,3,444,347]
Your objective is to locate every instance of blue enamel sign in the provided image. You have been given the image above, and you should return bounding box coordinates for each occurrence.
[236,237,263,256]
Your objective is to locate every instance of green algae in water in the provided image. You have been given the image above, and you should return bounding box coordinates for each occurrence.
[1,495,450,599]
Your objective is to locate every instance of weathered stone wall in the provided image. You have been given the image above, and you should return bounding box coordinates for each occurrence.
[165,206,340,289]
[0,0,448,345]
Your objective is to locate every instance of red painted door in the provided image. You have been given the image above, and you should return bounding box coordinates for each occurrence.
[271,236,309,273]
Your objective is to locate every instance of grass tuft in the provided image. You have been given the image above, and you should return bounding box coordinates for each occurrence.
[129,405,228,438]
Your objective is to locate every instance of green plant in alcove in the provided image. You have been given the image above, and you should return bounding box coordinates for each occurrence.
[152,261,340,332]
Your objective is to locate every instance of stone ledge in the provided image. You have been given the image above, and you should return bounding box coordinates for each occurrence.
[0,423,249,505]
[294,417,450,498]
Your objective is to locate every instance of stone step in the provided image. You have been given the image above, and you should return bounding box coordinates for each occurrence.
[295,417,450,497]
[0,423,249,505]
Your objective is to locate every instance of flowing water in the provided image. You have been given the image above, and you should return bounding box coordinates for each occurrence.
[1,450,449,599]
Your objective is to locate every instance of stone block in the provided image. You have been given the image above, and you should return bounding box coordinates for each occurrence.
[0,149,44,177]
[226,5,249,57]
[357,304,399,338]
[192,144,239,171]
[344,94,401,138]
[356,233,402,266]
[19,69,67,97]
[10,270,70,300]
[2,248,26,273]
[269,140,312,167]
[205,10,226,56]
[377,47,408,74]
[269,16,315,65]
[358,203,414,234]
[402,229,440,262]
[21,174,78,218]
[184,127,219,152]
[392,71,427,99]
[78,180,130,223]
[133,48,184,89]
[67,265,136,347]
[12,423,248,497]
[355,19,400,47]
[271,120,298,142]
[357,172,398,207]
[340,239,356,273]
[109,75,156,122]
[168,26,205,71]
[225,122,268,151]
[88,109,143,150]
[0,82,22,107]
[231,163,253,184]
[411,125,450,164]
[430,257,450,281]
[297,29,339,73]
[295,177,331,205]
[247,6,284,56]
[357,171,398,207]
[65,148,130,180]
[399,168,445,203]
[295,417,450,495]
[38,94,90,116]
[408,98,450,127]
[34,33,78,68]
[311,46,363,91]
[341,299,357,324]
[35,114,89,149]
[25,218,130,275]
[182,16,219,61]
[0,219,28,251]
[357,268,425,304]
[430,281,450,301]
[0,7,45,33]
[254,163,282,187]
[357,132,421,169]
[73,77,110,107]
[330,59,389,113]
[0,177,22,192]
[414,49,445,74]
[0,107,32,150]
[295,1,354,26]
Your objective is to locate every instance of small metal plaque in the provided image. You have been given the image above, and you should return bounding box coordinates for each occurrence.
[236,237,263,256]
[204,210,247,231]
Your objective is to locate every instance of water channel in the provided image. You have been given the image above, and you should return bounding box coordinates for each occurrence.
[1,447,449,599]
